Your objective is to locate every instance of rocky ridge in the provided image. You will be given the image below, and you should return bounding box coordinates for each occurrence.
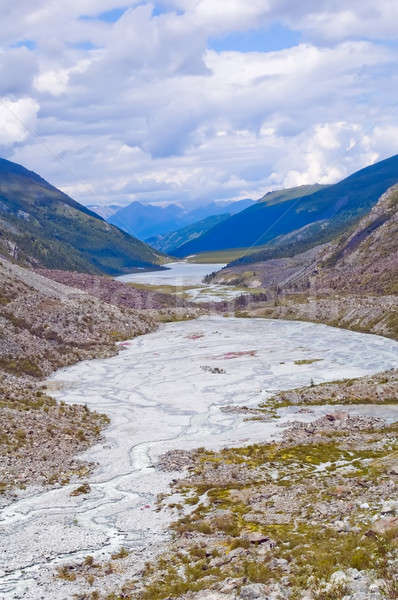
[302,185,398,295]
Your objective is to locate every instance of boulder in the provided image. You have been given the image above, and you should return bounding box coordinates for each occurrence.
[239,584,268,599]
[370,517,398,535]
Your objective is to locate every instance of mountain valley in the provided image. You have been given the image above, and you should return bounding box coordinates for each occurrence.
[0,154,397,600]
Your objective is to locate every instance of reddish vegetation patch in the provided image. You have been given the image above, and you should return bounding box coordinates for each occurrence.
[216,350,257,360]
[36,269,190,311]
[186,332,205,340]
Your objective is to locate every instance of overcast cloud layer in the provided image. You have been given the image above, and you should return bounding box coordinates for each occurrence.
[1,0,398,208]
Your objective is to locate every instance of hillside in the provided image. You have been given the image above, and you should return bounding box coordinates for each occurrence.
[0,255,203,496]
[173,155,398,257]
[147,213,230,253]
[257,184,328,205]
[108,198,255,240]
[172,184,327,257]
[0,255,154,493]
[212,185,398,296]
[0,158,166,275]
[301,184,398,295]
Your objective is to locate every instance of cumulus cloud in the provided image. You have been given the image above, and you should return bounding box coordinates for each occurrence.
[1,0,398,209]
[168,0,398,41]
[0,97,39,145]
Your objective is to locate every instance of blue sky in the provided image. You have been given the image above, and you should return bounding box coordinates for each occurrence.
[0,1,397,209]
[81,6,129,22]
[210,24,301,54]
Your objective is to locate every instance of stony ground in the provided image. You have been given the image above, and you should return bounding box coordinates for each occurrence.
[233,293,398,342]
[36,269,191,311]
[1,255,397,599]
[0,257,201,501]
[0,372,109,498]
[54,371,398,600]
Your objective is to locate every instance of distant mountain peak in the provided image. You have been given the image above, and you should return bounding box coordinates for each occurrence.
[108,198,255,240]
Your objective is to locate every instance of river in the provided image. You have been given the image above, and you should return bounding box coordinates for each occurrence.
[117,261,247,302]
[1,265,398,599]
[117,261,225,286]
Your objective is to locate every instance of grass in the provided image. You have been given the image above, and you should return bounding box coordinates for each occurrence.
[294,358,323,365]
[140,515,398,600]
[111,547,129,560]
[185,248,262,264]
[0,357,43,378]
[70,483,91,496]
[141,428,398,598]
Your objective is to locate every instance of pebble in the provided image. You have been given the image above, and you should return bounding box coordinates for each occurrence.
[381,499,398,513]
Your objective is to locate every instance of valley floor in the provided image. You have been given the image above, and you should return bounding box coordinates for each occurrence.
[1,258,398,600]
[1,317,397,600]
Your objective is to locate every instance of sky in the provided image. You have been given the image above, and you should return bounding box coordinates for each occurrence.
[0,0,398,209]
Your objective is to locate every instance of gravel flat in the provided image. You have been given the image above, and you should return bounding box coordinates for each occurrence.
[1,316,398,599]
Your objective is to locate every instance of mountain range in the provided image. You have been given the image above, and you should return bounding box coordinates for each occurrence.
[107,198,255,240]
[0,158,166,275]
[172,155,398,259]
[210,182,398,298]
[146,213,230,254]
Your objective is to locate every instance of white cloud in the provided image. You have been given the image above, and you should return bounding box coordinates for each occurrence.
[34,69,70,96]
[1,1,398,210]
[34,59,91,96]
[0,97,39,145]
[0,47,37,95]
[287,1,398,42]
[168,0,398,41]
[275,122,379,188]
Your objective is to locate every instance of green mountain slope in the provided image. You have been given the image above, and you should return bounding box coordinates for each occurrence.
[146,214,230,253]
[173,155,398,258]
[257,184,328,206]
[211,185,398,298]
[0,158,166,275]
[172,185,326,256]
